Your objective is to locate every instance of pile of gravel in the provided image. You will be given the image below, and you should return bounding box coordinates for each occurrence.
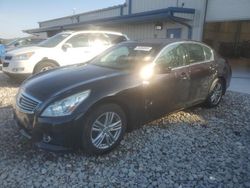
[0,71,250,187]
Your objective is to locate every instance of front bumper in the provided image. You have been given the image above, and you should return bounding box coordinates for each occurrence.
[14,108,83,152]
[2,59,34,75]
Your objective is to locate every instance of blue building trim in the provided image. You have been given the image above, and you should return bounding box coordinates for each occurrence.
[128,0,132,15]
[120,6,124,16]
[188,28,193,39]
[169,16,193,39]
[168,7,195,14]
[83,7,195,25]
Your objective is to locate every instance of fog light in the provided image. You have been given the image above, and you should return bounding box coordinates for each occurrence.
[43,134,52,143]
[12,68,25,72]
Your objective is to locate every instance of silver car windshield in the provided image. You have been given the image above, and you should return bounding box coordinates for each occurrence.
[38,33,70,48]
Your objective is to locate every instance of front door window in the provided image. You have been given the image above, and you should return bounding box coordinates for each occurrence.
[155,44,188,68]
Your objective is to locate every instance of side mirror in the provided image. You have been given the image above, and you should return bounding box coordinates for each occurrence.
[155,64,172,74]
[62,43,72,51]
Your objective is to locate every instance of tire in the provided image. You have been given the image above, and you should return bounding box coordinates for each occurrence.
[81,103,127,155]
[205,79,224,108]
[33,61,58,74]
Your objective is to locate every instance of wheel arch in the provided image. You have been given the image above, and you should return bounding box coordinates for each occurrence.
[83,96,137,132]
[33,58,60,74]
[218,76,227,95]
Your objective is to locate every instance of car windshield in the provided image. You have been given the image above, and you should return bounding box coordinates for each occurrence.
[6,39,19,47]
[92,43,159,70]
[38,33,70,48]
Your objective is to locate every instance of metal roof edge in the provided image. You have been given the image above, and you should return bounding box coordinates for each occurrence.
[25,7,195,33]
[38,3,127,24]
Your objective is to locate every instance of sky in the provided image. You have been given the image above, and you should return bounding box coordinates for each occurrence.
[0,0,125,39]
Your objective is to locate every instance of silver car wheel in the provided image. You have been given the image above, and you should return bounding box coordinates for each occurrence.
[91,112,122,150]
[40,66,53,72]
[210,82,223,105]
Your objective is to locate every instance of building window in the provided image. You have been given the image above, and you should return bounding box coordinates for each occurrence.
[167,28,182,39]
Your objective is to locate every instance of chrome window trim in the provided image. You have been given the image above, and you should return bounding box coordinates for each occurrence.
[153,41,215,70]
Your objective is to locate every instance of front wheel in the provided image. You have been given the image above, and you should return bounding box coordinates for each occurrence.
[205,79,224,108]
[82,104,127,155]
[33,61,58,74]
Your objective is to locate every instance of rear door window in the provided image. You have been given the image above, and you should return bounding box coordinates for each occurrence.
[203,46,213,61]
[185,43,205,64]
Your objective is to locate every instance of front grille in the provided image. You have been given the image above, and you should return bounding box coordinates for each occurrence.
[5,56,12,60]
[17,93,41,114]
[3,62,9,67]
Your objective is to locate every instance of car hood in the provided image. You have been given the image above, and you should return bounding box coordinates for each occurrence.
[21,64,126,101]
[6,46,44,55]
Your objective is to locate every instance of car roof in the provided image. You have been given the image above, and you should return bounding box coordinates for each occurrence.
[61,30,128,37]
[121,39,210,49]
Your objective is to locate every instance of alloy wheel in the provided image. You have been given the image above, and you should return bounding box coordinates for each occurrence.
[210,81,223,105]
[91,112,122,149]
[40,66,53,72]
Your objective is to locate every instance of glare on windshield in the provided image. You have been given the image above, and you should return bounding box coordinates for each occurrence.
[38,33,70,48]
[93,44,156,70]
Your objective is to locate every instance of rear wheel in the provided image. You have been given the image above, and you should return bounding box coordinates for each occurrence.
[205,79,224,108]
[33,61,58,74]
[82,104,127,155]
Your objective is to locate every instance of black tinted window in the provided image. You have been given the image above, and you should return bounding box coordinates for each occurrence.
[107,34,127,44]
[155,44,187,68]
[186,44,205,64]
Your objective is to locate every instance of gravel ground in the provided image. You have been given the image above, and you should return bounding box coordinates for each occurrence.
[0,71,250,188]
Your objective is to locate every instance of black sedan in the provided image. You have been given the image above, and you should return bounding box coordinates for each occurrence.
[14,41,232,154]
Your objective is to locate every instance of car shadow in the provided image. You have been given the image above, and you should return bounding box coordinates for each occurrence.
[0,72,21,88]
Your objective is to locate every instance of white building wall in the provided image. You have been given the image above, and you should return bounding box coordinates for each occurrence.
[79,7,121,22]
[206,0,250,22]
[123,5,129,15]
[131,0,176,13]
[40,7,123,28]
[40,18,72,28]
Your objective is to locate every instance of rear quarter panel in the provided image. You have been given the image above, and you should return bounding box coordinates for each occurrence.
[215,52,232,89]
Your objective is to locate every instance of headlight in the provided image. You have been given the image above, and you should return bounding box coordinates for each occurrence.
[13,52,35,60]
[41,90,90,117]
